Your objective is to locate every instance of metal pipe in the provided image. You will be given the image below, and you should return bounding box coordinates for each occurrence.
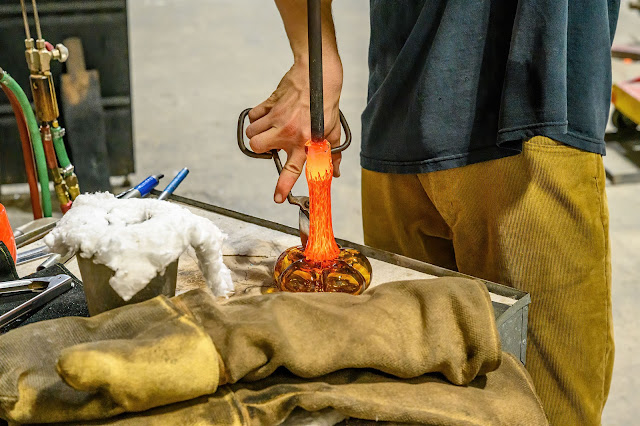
[30,0,42,40]
[41,125,57,170]
[37,251,74,271]
[14,219,57,248]
[307,0,324,142]
[19,0,31,39]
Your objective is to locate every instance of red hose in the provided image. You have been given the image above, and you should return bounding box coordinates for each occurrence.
[41,125,59,169]
[1,84,43,219]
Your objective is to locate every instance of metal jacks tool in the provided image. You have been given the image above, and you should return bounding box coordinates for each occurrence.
[237,109,351,246]
[0,274,73,328]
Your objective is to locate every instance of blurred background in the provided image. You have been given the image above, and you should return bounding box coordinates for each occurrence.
[1,0,638,422]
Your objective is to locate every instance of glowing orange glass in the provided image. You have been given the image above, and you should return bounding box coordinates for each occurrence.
[274,140,372,294]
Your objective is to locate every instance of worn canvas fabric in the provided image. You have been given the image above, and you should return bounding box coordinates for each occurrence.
[0,278,543,424]
[82,354,547,425]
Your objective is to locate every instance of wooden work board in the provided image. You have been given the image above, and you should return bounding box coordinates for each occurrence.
[16,205,512,301]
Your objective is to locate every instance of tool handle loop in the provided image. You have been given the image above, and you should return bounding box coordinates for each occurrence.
[237,108,352,160]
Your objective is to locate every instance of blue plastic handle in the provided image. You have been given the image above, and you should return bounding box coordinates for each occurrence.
[136,174,163,197]
[158,168,189,200]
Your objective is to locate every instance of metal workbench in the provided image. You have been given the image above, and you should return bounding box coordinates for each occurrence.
[15,193,530,365]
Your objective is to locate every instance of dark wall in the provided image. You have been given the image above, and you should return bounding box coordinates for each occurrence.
[0,0,134,184]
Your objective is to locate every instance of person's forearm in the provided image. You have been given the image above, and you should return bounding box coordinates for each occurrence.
[246,0,344,202]
[275,0,340,67]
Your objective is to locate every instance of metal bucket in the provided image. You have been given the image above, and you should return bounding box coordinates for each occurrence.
[77,257,178,316]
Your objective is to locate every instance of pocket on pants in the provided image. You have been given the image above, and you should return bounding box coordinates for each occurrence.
[524,135,570,149]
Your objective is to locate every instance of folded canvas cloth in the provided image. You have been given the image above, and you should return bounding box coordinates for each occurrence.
[0,278,503,424]
[83,354,548,426]
[172,277,501,384]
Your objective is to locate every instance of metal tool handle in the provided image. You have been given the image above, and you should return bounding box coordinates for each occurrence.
[14,218,58,248]
[308,0,324,142]
[237,108,351,159]
[0,279,34,294]
[37,250,75,271]
[16,245,50,265]
[0,274,73,328]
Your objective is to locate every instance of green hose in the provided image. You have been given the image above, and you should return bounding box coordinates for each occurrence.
[0,71,52,217]
[51,125,71,169]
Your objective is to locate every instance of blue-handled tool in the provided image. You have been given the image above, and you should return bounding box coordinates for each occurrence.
[117,174,164,199]
[157,168,189,200]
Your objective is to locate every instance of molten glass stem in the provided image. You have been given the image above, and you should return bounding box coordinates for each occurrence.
[273,139,372,293]
[304,140,340,262]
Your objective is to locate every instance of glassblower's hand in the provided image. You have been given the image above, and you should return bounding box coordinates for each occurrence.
[246,60,343,203]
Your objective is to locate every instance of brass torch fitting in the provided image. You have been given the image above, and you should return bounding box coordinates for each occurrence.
[64,172,81,201]
[24,38,39,73]
[49,163,72,211]
[51,167,70,204]
[24,38,68,122]
[24,38,68,73]
[60,164,81,200]
[30,73,59,122]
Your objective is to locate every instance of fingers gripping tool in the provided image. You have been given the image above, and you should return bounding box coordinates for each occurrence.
[237,109,351,246]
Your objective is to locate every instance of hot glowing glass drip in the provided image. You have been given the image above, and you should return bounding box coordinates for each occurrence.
[274,140,372,294]
[304,140,340,261]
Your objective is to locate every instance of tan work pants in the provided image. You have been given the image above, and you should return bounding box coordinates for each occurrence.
[362,136,614,425]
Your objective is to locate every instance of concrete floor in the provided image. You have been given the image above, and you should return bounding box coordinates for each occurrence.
[127,0,369,242]
[2,0,638,423]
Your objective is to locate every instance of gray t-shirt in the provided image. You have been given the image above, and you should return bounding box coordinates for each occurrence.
[361,0,620,174]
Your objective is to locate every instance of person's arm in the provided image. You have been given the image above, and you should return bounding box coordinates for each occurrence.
[246,0,343,203]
